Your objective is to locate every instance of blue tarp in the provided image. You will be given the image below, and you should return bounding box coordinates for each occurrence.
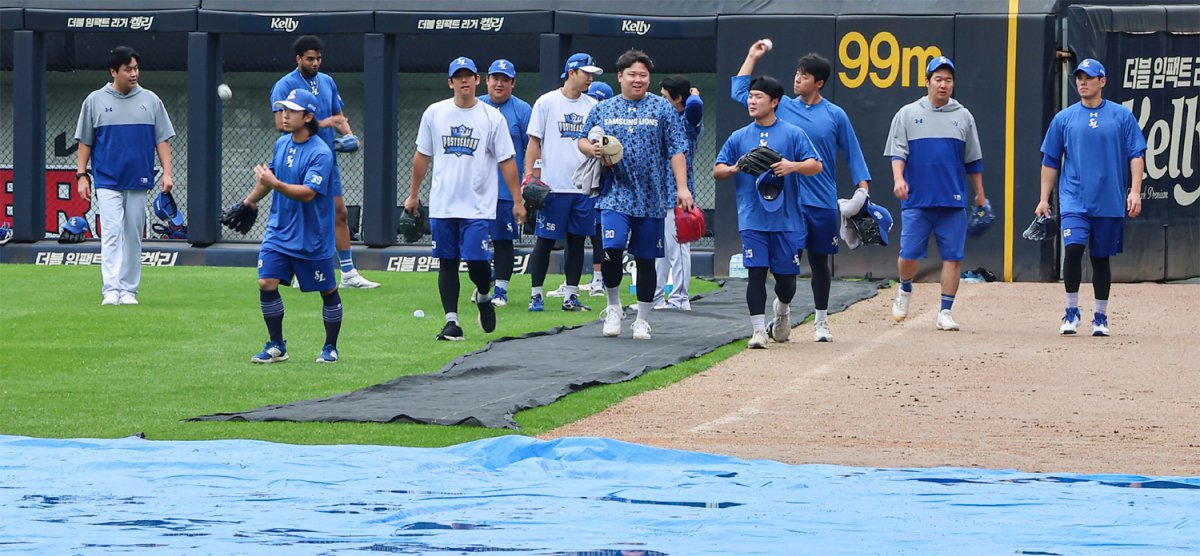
[2,434,1197,555]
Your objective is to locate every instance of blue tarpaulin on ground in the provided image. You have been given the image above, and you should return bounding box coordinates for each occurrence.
[2,434,1197,555]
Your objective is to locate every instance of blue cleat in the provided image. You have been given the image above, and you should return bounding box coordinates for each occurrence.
[528,293,544,312]
[561,293,591,312]
[491,286,509,307]
[1060,307,1081,335]
[315,343,339,363]
[1091,312,1109,336]
[251,340,288,364]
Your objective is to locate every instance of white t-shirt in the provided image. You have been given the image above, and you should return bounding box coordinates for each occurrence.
[527,89,597,194]
[416,98,515,219]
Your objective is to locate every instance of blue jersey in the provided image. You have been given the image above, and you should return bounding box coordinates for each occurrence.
[271,70,344,154]
[1040,100,1147,218]
[666,94,705,194]
[883,97,983,209]
[583,94,688,218]
[74,84,175,190]
[262,134,335,260]
[716,119,818,232]
[731,76,871,208]
[479,94,531,202]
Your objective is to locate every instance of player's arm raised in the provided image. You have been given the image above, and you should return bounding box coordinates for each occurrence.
[737,40,770,77]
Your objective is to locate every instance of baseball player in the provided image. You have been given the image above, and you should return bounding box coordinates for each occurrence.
[406,57,523,341]
[271,35,380,289]
[74,46,175,306]
[525,53,602,312]
[653,75,704,311]
[1037,58,1146,336]
[237,89,342,363]
[478,59,532,308]
[884,56,987,331]
[735,41,873,342]
[714,76,823,348]
[578,49,693,340]
[583,81,615,296]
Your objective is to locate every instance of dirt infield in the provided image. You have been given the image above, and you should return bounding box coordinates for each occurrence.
[543,282,1200,476]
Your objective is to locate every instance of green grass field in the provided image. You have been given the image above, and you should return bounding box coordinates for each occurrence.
[0,264,737,447]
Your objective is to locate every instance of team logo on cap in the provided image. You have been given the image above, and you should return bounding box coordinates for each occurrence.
[443,125,480,157]
[558,113,586,138]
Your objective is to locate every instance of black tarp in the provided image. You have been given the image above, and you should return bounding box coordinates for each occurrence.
[192,279,881,428]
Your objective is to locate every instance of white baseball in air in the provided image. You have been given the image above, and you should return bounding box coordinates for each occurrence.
[762,39,773,52]
[217,83,233,101]
[413,309,425,318]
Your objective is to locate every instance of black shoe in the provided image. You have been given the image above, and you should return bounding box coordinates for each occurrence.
[436,321,465,341]
[474,291,496,333]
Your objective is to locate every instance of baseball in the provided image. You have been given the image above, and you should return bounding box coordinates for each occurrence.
[762,38,773,51]
[217,83,232,101]
[413,309,425,318]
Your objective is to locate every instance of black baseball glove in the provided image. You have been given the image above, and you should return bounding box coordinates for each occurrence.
[736,146,783,177]
[220,202,258,235]
[521,176,552,210]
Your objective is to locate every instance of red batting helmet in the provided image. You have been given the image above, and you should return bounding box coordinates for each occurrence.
[674,206,706,243]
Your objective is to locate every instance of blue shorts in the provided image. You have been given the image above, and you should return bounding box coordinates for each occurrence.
[741,230,801,275]
[899,207,967,261]
[490,199,519,241]
[258,248,337,292]
[536,193,596,239]
[431,217,491,261]
[330,164,344,197]
[1061,213,1124,257]
[601,209,665,259]
[800,205,840,255]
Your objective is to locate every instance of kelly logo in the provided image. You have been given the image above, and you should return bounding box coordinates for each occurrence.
[622,20,651,36]
[442,125,480,157]
[271,17,300,33]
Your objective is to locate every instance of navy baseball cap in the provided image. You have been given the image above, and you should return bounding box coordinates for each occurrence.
[587,82,614,101]
[1073,58,1106,78]
[487,59,516,78]
[561,53,602,79]
[448,56,478,77]
[926,56,955,75]
[274,89,318,114]
[64,216,90,234]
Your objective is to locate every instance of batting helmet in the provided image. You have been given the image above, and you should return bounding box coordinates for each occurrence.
[674,206,706,243]
[153,191,184,226]
[755,172,785,212]
[967,201,995,238]
[397,206,425,243]
[1022,211,1057,241]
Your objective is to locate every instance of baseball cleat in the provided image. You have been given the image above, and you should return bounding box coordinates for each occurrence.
[528,293,545,312]
[1091,312,1109,336]
[748,329,769,349]
[936,309,960,331]
[436,321,465,341]
[315,344,339,363]
[631,318,652,340]
[587,278,606,297]
[251,340,289,364]
[340,269,381,289]
[813,319,833,342]
[892,290,911,322]
[1060,307,1081,335]
[473,291,496,333]
[545,283,570,298]
[491,286,508,307]
[562,293,591,312]
[601,305,624,337]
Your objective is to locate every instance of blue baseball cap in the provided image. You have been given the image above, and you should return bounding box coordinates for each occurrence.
[487,59,516,78]
[153,191,184,226]
[756,172,786,213]
[273,88,318,114]
[587,82,614,101]
[561,53,603,79]
[448,56,478,77]
[926,55,955,75]
[64,216,90,234]
[1073,58,1106,78]
[864,202,894,246]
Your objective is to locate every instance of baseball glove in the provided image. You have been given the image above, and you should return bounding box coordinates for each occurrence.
[333,134,360,153]
[1022,211,1057,241]
[220,202,258,235]
[966,200,995,238]
[736,146,783,177]
[397,207,425,243]
[521,175,552,210]
[598,135,623,167]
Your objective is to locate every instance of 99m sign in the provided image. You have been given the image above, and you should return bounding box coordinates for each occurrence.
[838,31,943,89]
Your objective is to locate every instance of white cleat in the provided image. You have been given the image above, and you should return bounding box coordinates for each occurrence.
[546,283,570,298]
[936,309,960,331]
[1059,307,1081,335]
[813,319,833,342]
[118,292,139,305]
[1091,312,1110,337]
[340,269,381,289]
[892,290,911,322]
[101,292,120,306]
[770,298,791,342]
[747,328,769,349]
[631,318,652,340]
[601,305,624,337]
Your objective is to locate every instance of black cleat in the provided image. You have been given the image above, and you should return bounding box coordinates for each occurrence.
[474,291,496,333]
[436,321,465,341]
